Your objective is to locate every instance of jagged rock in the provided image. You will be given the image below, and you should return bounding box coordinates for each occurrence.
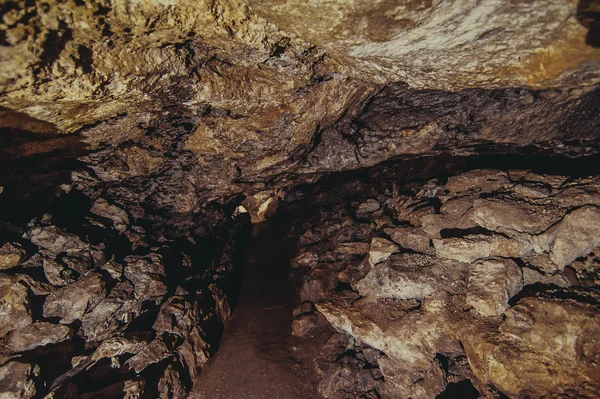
[42,258,73,286]
[466,259,523,317]
[368,237,398,266]
[0,243,25,270]
[1,322,70,354]
[547,206,600,269]
[291,314,319,337]
[154,297,211,381]
[470,199,561,234]
[356,199,381,219]
[384,227,433,254]
[433,234,532,264]
[80,281,141,342]
[123,255,167,302]
[90,198,130,233]
[0,360,39,399]
[356,253,468,300]
[464,297,600,398]
[27,226,88,255]
[43,271,106,324]
[124,339,171,374]
[158,365,187,399]
[0,276,32,337]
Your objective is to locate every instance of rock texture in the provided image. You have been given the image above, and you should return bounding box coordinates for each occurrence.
[0,193,250,398]
[1,0,600,398]
[286,166,600,399]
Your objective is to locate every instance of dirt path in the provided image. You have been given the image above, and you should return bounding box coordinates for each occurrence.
[190,220,321,399]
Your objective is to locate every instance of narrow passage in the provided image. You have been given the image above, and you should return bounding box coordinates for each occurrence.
[191,217,320,399]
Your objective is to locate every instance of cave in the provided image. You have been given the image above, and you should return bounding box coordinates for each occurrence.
[1,1,600,398]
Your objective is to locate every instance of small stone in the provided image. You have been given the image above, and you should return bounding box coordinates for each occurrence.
[0,243,25,270]
[0,276,32,337]
[3,322,70,353]
[43,272,106,324]
[292,314,318,337]
[28,226,88,255]
[548,206,600,269]
[90,198,130,233]
[124,339,171,373]
[356,199,380,218]
[369,237,398,266]
[0,361,39,399]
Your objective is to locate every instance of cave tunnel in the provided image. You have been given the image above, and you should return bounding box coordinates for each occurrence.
[1,1,600,398]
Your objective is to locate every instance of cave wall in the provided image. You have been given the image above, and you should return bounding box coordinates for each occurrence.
[1,0,600,398]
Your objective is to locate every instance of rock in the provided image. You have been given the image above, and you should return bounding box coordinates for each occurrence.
[356,253,468,300]
[0,276,32,337]
[42,258,74,286]
[466,259,523,317]
[90,198,130,233]
[2,322,70,354]
[43,272,106,324]
[444,170,509,196]
[470,199,560,234]
[28,226,88,255]
[158,365,187,399]
[0,361,39,399]
[369,238,398,266]
[124,255,167,302]
[0,243,25,270]
[124,339,171,373]
[154,297,211,380]
[291,314,319,337]
[433,234,532,264]
[356,199,381,218]
[464,297,600,398]
[80,281,141,342]
[548,206,600,269]
[385,227,433,254]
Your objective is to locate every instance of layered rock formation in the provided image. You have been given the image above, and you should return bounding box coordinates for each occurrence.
[287,164,600,398]
[1,0,600,398]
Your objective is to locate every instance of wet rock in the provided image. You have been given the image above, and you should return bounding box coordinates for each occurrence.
[0,243,25,270]
[0,360,39,399]
[43,271,106,324]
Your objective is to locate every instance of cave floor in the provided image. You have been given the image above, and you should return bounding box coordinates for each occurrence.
[191,220,324,399]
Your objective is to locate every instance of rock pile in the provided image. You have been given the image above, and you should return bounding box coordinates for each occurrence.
[0,193,249,398]
[289,168,600,398]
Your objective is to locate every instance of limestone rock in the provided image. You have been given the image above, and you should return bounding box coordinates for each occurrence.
[90,199,130,233]
[123,255,167,302]
[466,259,523,317]
[548,206,600,268]
[356,253,468,300]
[0,243,25,270]
[0,361,39,399]
[369,237,398,266]
[2,322,70,354]
[28,226,88,255]
[433,234,532,264]
[124,339,171,374]
[43,271,106,324]
[0,276,32,337]
[385,227,433,254]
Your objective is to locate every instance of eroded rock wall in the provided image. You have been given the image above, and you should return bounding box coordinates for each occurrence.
[287,162,600,399]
